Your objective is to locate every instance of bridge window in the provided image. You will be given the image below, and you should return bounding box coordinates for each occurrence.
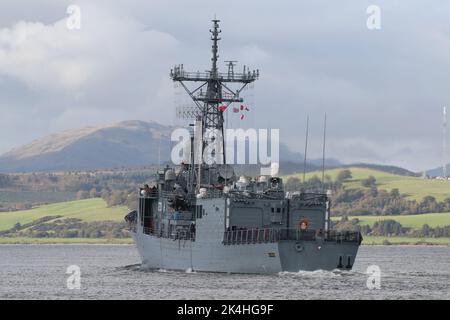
[271,206,282,213]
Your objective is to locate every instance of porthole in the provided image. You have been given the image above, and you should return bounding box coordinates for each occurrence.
[295,242,304,252]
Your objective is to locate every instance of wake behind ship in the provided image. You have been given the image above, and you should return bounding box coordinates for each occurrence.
[124,20,362,274]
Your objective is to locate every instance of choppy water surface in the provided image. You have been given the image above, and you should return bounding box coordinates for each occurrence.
[0,245,448,299]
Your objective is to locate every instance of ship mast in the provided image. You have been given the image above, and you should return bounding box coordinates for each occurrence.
[170,19,259,170]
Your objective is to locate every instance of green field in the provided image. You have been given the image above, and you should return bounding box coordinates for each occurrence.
[284,167,450,201]
[362,236,450,245]
[331,212,450,229]
[0,198,128,232]
[0,195,448,245]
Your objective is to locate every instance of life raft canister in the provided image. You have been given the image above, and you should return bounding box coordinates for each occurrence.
[298,219,309,230]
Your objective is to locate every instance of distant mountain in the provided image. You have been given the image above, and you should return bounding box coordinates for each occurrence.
[278,143,341,167]
[0,120,174,172]
[0,120,421,179]
[426,164,450,177]
[0,120,341,173]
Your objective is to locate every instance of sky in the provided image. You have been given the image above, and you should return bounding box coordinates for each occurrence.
[1,0,450,172]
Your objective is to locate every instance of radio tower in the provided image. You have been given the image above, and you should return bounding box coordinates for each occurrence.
[170,19,259,164]
[443,106,447,178]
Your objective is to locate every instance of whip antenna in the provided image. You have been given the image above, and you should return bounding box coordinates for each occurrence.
[302,114,309,184]
[321,112,327,191]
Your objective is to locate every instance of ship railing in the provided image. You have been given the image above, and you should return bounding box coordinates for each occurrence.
[222,228,361,245]
[223,228,280,245]
[139,190,224,200]
[324,230,362,244]
[140,189,224,201]
[195,189,224,200]
[171,70,258,83]
[139,190,186,200]
[143,227,195,241]
[161,191,189,200]
[139,189,159,199]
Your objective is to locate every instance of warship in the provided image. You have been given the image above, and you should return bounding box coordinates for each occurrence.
[125,20,362,273]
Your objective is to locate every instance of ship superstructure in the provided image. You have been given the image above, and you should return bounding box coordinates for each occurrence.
[125,20,362,273]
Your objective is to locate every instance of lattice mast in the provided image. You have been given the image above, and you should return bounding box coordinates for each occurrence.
[170,19,259,166]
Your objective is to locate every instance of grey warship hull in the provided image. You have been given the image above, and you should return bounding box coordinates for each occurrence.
[133,233,359,273]
[131,198,360,274]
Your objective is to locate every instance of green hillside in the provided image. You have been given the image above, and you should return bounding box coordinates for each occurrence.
[0,196,448,245]
[362,236,450,245]
[284,167,450,201]
[331,212,450,229]
[0,198,127,232]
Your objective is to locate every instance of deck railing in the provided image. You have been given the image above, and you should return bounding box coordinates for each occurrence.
[324,230,362,244]
[139,190,159,198]
[143,227,195,241]
[138,190,224,200]
[222,228,361,245]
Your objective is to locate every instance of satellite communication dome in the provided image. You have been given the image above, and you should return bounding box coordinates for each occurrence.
[165,169,176,181]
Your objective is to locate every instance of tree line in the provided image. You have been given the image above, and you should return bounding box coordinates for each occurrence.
[2,168,450,219]
[332,216,450,238]
[0,216,129,239]
[285,169,450,216]
[0,169,155,211]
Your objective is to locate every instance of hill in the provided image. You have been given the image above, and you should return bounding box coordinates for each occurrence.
[331,212,450,229]
[284,166,450,201]
[339,163,417,177]
[0,120,173,173]
[0,198,127,232]
[427,164,450,177]
[0,119,343,173]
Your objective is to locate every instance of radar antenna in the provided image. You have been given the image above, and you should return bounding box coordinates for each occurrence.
[170,19,259,166]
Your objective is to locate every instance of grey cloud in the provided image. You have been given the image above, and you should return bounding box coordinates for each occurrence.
[1,0,450,172]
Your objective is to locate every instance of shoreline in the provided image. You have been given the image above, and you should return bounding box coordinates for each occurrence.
[0,237,449,246]
[0,237,134,245]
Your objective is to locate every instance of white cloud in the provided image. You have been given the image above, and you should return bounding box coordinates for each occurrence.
[0,5,177,92]
[0,20,92,90]
[0,2,178,151]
